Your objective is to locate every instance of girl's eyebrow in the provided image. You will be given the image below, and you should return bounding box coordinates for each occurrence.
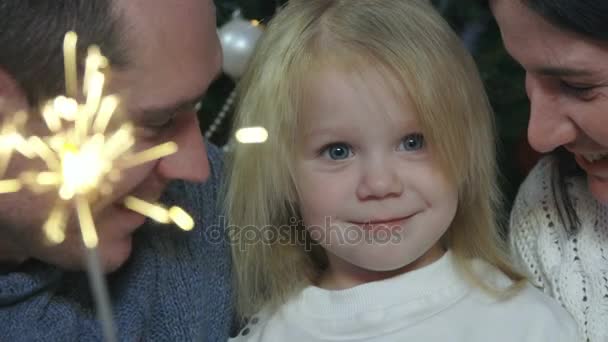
[301,124,354,140]
[303,128,336,138]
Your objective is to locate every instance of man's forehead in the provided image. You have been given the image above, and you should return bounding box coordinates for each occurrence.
[117,0,216,29]
[108,0,221,116]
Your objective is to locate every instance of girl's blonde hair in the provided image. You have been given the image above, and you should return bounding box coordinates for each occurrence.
[224,0,524,320]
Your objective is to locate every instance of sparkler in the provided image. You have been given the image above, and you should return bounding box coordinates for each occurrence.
[0,110,28,179]
[0,31,197,341]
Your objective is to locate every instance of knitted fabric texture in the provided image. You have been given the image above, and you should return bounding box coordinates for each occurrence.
[510,156,608,342]
[0,143,233,342]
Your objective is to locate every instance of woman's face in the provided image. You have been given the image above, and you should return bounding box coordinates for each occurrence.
[492,0,608,203]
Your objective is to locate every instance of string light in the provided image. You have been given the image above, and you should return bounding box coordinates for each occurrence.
[235,126,268,144]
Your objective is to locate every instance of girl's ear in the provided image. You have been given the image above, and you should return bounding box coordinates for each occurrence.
[0,67,29,116]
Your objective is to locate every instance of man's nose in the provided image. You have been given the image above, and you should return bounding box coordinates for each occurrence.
[156,113,210,182]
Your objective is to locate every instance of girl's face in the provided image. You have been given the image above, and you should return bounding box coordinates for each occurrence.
[295,67,458,290]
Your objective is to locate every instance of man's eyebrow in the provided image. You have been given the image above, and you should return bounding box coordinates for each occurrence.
[138,71,222,119]
[535,66,595,77]
[144,95,202,116]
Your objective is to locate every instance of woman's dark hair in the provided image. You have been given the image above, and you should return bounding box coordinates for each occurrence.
[0,1,130,106]
[525,0,608,41]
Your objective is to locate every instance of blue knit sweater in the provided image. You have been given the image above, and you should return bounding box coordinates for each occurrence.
[0,143,232,341]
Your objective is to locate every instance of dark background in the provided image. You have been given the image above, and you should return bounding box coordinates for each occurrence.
[201,0,540,212]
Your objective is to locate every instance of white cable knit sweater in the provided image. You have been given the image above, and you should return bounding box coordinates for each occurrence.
[510,156,608,342]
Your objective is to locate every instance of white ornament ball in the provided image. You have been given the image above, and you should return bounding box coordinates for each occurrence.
[218,12,264,79]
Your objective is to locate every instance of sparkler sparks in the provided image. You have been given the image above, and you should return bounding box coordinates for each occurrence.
[0,110,28,178]
[0,31,195,246]
[0,31,200,341]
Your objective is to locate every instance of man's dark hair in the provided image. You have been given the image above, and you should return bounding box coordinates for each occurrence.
[525,0,608,41]
[0,1,130,107]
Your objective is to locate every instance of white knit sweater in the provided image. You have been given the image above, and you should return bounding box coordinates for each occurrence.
[510,156,608,342]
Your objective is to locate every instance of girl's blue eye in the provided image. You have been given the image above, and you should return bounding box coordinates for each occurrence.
[323,143,352,160]
[400,133,425,151]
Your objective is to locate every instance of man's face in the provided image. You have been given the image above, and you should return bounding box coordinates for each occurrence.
[0,0,222,271]
[491,0,608,203]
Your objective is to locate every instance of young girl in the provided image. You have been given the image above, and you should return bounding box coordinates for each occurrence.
[224,0,577,340]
